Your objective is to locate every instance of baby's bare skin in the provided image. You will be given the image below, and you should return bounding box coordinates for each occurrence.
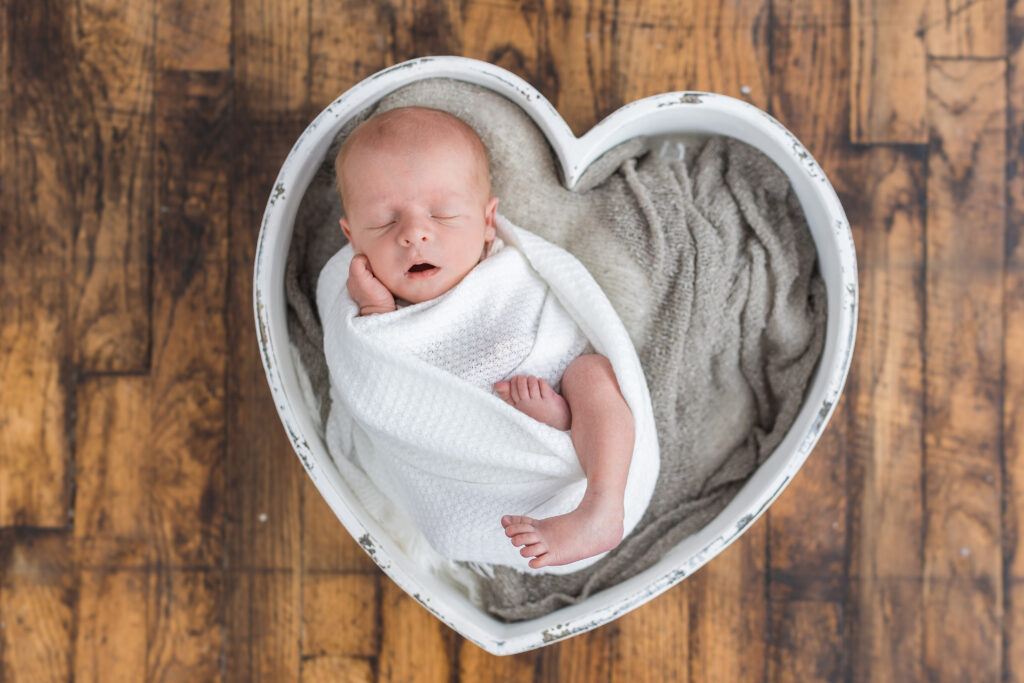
[495,355,633,569]
[494,375,570,431]
[339,107,635,570]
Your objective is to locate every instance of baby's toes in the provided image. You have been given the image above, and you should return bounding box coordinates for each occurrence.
[503,522,535,537]
[510,532,540,548]
[529,554,552,569]
[514,375,529,402]
[521,542,547,558]
[501,514,532,528]
[527,376,540,399]
[538,378,554,398]
[493,381,512,404]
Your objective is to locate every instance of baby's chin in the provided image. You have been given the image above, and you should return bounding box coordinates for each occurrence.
[391,278,448,305]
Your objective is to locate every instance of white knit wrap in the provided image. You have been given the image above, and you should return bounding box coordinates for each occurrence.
[317,215,660,574]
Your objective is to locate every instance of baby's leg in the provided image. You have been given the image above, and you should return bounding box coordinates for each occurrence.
[501,354,634,568]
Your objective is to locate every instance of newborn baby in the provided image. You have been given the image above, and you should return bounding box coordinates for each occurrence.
[333,106,636,569]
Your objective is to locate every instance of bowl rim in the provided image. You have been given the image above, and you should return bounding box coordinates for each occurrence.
[253,56,858,655]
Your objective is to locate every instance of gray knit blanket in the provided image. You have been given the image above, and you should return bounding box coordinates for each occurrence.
[285,79,826,622]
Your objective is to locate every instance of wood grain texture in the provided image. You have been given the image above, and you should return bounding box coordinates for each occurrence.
[73,377,153,568]
[224,571,301,683]
[850,0,928,143]
[768,601,843,682]
[616,0,770,110]
[768,1,853,678]
[225,2,305,680]
[301,655,375,682]
[845,147,927,683]
[309,0,403,112]
[0,532,73,682]
[4,0,1023,679]
[924,57,1006,683]
[610,583,689,682]
[378,580,455,683]
[924,0,1007,57]
[536,0,618,134]
[0,0,71,528]
[70,0,154,373]
[688,527,767,683]
[74,569,148,682]
[1007,3,1024,679]
[302,573,379,658]
[537,626,613,683]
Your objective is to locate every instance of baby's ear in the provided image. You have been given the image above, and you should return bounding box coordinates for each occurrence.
[484,196,499,240]
[339,216,353,241]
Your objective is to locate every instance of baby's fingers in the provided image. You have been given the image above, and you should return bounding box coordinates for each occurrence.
[349,253,374,278]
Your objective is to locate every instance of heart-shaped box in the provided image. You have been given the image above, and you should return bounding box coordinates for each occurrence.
[253,56,857,655]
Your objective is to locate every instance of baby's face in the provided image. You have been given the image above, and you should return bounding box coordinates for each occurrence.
[339,134,498,304]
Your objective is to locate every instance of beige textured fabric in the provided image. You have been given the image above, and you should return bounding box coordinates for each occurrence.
[285,79,826,621]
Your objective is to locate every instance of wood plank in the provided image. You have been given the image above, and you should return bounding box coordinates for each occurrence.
[770,0,849,170]
[233,0,310,117]
[74,569,148,682]
[227,0,305,574]
[1011,584,1024,683]
[459,640,539,681]
[302,573,378,658]
[924,0,1006,58]
[1007,3,1024,680]
[768,2,851,678]
[615,0,770,109]
[688,525,767,682]
[309,0,402,112]
[301,655,374,682]
[536,0,617,134]
[850,0,928,143]
[155,0,231,71]
[767,601,843,682]
[766,418,846,595]
[0,531,73,682]
[923,57,1005,683]
[227,3,307,680]
[145,569,222,680]
[439,0,539,79]
[224,571,301,683]
[0,0,71,527]
[845,147,926,683]
[70,0,154,373]
[73,377,152,567]
[150,66,229,568]
[537,626,612,683]
[378,579,455,682]
[610,580,689,682]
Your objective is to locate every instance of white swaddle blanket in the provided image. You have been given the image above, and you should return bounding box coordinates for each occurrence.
[317,215,660,575]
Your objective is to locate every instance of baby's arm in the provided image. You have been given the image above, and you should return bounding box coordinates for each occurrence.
[348,254,397,316]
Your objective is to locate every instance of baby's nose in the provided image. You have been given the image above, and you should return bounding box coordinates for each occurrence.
[398,218,432,245]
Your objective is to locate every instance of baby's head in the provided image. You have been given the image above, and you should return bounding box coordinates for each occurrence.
[335,106,499,304]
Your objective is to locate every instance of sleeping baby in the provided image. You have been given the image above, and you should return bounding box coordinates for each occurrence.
[318,106,658,572]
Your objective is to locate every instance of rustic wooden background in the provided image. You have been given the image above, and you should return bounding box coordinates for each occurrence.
[1,0,1020,680]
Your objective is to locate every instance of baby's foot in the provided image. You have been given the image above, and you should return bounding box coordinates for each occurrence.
[493,375,571,431]
[501,492,625,569]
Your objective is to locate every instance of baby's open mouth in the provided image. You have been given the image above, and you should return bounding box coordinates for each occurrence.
[407,262,436,273]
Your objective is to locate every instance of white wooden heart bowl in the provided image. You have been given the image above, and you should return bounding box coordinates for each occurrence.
[253,56,857,655]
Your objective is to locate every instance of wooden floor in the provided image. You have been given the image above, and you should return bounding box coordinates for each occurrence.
[1,0,1020,680]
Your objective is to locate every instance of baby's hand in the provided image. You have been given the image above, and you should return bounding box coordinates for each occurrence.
[347,254,396,315]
